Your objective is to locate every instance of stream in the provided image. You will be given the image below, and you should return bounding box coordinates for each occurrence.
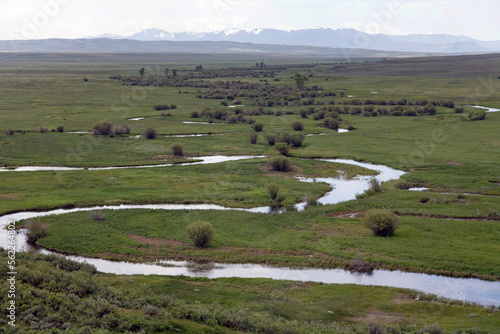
[1,156,499,307]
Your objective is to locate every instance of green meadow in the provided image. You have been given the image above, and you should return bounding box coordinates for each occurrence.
[1,53,500,332]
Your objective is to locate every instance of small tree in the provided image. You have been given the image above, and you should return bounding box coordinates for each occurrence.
[363,209,401,237]
[164,68,169,78]
[275,142,289,156]
[56,126,64,133]
[195,65,203,71]
[186,221,213,247]
[143,128,157,139]
[172,69,177,77]
[294,73,308,89]
[91,121,113,135]
[139,68,145,77]
[172,143,183,156]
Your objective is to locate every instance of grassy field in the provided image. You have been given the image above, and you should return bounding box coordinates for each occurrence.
[1,53,500,332]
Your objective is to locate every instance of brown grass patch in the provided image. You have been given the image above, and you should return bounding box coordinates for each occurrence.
[128,235,186,247]
[446,160,461,166]
[349,309,406,324]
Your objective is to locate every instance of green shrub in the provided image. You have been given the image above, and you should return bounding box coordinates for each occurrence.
[251,123,264,132]
[323,117,339,130]
[275,142,289,156]
[420,197,430,203]
[368,178,382,193]
[469,109,486,121]
[25,220,47,244]
[264,133,276,145]
[363,209,401,237]
[269,155,292,172]
[91,121,113,135]
[186,221,213,247]
[292,121,304,131]
[56,126,64,133]
[266,184,280,200]
[454,107,464,114]
[190,111,199,118]
[4,129,14,135]
[246,117,256,125]
[248,132,258,144]
[112,125,130,135]
[226,115,237,124]
[172,143,183,156]
[38,126,48,133]
[143,128,157,139]
[290,134,305,148]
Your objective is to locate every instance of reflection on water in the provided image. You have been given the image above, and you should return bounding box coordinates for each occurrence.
[2,157,499,306]
[469,105,500,112]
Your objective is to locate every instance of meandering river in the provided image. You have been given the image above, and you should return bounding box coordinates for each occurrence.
[1,156,499,307]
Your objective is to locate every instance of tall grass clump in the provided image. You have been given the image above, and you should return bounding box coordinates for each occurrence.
[363,209,401,237]
[186,221,213,247]
[91,121,113,135]
[172,143,183,156]
[269,156,292,172]
[143,127,158,139]
[25,220,46,244]
[266,184,280,201]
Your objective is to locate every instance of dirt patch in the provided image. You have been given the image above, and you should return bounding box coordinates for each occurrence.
[128,235,186,247]
[446,160,461,166]
[0,194,19,200]
[392,293,414,305]
[349,309,406,324]
[328,210,364,219]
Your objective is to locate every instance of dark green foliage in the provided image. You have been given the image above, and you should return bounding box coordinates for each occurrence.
[38,126,48,133]
[4,129,14,135]
[269,155,292,172]
[143,127,157,139]
[190,111,200,118]
[91,121,113,135]
[275,142,289,156]
[292,121,304,131]
[172,143,184,156]
[291,134,305,148]
[251,123,264,132]
[395,181,410,190]
[323,117,339,130]
[186,221,213,247]
[153,104,171,110]
[248,132,258,144]
[420,197,430,203]
[455,107,464,114]
[25,219,46,244]
[56,126,64,133]
[363,209,401,237]
[264,133,276,145]
[469,109,486,121]
[369,178,382,193]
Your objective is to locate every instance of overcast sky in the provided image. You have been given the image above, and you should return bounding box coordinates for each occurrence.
[2,0,500,41]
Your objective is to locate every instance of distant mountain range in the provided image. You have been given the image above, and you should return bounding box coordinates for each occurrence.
[87,27,500,53]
